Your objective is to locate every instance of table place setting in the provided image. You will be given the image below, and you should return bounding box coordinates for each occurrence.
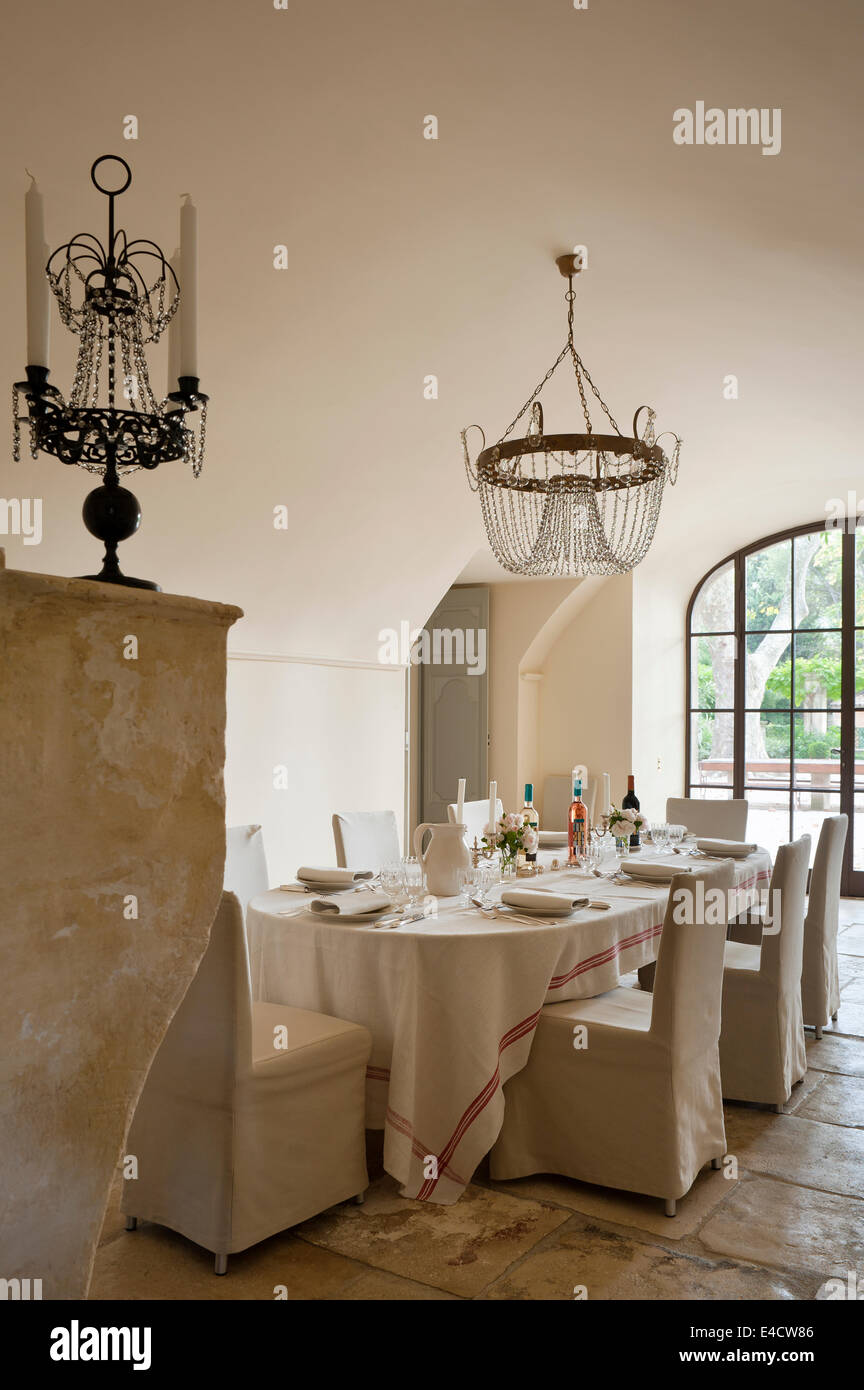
[281,865,376,893]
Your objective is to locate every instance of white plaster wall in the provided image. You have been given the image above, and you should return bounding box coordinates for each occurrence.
[224,656,407,885]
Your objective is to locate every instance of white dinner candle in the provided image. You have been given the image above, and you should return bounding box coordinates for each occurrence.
[25,175,49,368]
[166,249,181,396]
[456,778,466,825]
[601,772,612,817]
[179,195,198,379]
[488,780,497,835]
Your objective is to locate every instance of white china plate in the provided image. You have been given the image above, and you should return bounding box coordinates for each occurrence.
[498,902,579,918]
[313,905,392,923]
[297,880,360,893]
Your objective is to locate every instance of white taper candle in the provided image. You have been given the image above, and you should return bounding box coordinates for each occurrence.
[179,195,198,379]
[25,176,49,367]
[166,249,181,397]
[602,772,612,817]
[456,778,466,825]
[488,780,497,836]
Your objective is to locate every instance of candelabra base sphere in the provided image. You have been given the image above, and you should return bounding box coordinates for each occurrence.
[79,482,160,591]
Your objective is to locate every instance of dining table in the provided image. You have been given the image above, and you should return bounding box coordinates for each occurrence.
[245,846,772,1204]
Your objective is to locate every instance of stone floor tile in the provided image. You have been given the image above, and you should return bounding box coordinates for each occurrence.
[805,1032,864,1078]
[90,1220,377,1301]
[698,1176,864,1278]
[723,1107,864,1198]
[292,1174,569,1298]
[479,1219,813,1300]
[483,1164,736,1240]
[795,1072,864,1127]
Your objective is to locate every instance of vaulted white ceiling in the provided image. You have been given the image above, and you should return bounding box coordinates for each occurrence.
[1,0,860,657]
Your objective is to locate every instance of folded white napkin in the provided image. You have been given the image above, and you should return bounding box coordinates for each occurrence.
[538,830,569,847]
[501,888,589,913]
[621,859,692,882]
[297,866,374,884]
[696,838,758,858]
[309,890,391,917]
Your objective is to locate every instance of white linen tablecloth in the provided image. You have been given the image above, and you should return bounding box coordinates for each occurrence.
[246,849,771,1204]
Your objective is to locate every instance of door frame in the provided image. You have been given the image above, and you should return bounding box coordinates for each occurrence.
[685,519,861,895]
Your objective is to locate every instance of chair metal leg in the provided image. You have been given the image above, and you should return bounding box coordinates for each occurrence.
[815,1025,823,1040]
[354,1190,366,1205]
[214,1253,228,1276]
[125,1216,137,1231]
[832,1012,838,1022]
[664,1199,677,1217]
[711,1157,722,1170]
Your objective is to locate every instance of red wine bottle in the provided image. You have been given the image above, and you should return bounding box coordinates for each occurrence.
[622,774,640,849]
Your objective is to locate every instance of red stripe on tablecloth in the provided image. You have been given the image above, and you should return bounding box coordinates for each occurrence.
[415,1007,543,1201]
[385,1105,468,1188]
[548,922,663,990]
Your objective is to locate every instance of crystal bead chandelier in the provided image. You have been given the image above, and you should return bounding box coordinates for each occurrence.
[12,155,207,591]
[461,254,681,577]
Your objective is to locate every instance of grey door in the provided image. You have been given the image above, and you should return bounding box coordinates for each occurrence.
[419,585,489,825]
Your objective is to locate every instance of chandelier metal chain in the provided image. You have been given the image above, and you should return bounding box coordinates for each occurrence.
[461,256,681,578]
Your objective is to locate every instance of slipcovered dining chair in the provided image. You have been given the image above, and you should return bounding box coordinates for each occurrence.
[122,892,371,1274]
[719,836,810,1110]
[332,810,401,871]
[666,796,749,840]
[224,823,270,918]
[447,796,503,847]
[491,862,735,1217]
[802,814,847,1038]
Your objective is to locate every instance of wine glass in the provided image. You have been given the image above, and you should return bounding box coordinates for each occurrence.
[651,822,669,853]
[381,861,407,907]
[478,856,501,906]
[401,857,425,906]
[668,823,685,851]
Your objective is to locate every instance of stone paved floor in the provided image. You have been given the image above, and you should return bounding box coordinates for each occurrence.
[90,900,864,1300]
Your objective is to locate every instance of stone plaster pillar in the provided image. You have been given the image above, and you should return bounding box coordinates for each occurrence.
[0,552,242,1299]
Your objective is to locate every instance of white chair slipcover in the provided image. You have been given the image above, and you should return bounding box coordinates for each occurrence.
[121,892,371,1271]
[490,861,735,1214]
[719,836,810,1108]
[332,810,400,870]
[224,824,270,916]
[666,796,749,840]
[447,797,503,847]
[802,814,847,1036]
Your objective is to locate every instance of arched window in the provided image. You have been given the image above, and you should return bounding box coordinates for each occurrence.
[686,521,863,893]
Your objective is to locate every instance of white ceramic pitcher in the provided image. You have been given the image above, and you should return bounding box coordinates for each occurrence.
[413,821,472,898]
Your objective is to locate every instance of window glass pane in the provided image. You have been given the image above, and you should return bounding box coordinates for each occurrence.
[691,560,734,634]
[746,540,791,632]
[854,796,864,872]
[857,631,864,711]
[746,789,790,862]
[794,530,843,628]
[793,631,842,710]
[687,787,732,800]
[793,792,842,868]
[747,631,791,710]
[691,635,735,710]
[745,711,790,787]
[793,713,841,789]
[691,713,734,786]
[856,528,864,626]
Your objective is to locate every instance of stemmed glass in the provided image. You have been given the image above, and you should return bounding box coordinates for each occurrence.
[667,823,685,851]
[651,822,670,853]
[380,861,408,909]
[401,857,426,907]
